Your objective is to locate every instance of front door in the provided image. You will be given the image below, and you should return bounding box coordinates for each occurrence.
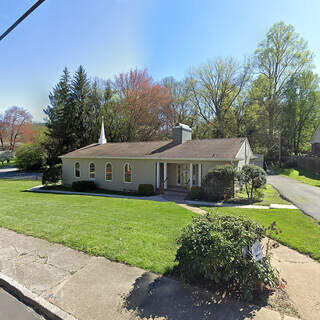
[176,164,189,187]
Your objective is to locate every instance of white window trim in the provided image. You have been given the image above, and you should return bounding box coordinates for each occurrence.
[123,162,132,183]
[105,162,112,182]
[89,162,96,180]
[74,162,81,178]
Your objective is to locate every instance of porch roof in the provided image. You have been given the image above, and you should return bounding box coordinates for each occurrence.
[61,137,247,161]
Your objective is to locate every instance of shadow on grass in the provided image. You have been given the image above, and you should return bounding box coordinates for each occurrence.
[123,272,264,320]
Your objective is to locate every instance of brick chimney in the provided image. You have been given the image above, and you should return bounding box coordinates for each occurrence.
[172,123,192,144]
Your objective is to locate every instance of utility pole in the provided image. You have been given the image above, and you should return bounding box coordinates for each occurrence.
[0,0,46,42]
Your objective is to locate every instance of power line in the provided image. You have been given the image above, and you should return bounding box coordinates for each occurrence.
[0,0,46,42]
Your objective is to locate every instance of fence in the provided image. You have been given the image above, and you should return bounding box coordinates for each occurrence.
[296,156,320,174]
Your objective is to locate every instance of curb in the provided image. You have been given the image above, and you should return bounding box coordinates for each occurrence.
[0,273,78,320]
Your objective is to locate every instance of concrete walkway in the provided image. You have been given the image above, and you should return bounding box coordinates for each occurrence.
[29,185,297,210]
[268,175,320,221]
[1,228,316,319]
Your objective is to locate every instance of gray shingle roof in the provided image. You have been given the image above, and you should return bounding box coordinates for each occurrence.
[61,138,246,160]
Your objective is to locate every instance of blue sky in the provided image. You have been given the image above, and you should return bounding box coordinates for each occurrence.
[1,0,320,121]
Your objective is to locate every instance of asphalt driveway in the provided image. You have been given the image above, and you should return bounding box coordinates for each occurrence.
[268,175,320,222]
[0,168,42,180]
[0,289,42,320]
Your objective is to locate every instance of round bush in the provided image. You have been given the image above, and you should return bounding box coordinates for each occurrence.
[237,164,267,200]
[203,165,236,201]
[15,143,46,170]
[138,184,154,196]
[188,186,204,200]
[72,180,96,192]
[42,164,62,185]
[175,212,279,300]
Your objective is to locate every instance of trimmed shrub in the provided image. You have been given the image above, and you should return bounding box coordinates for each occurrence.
[72,180,96,192]
[42,164,62,185]
[0,150,13,165]
[15,143,46,170]
[237,164,267,201]
[188,186,204,200]
[138,184,154,196]
[175,212,279,301]
[203,165,236,201]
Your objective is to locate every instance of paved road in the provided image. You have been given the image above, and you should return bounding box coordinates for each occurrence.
[0,167,42,180]
[268,175,320,222]
[0,288,42,320]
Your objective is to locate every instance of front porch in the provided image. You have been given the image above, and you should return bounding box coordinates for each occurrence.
[156,162,202,192]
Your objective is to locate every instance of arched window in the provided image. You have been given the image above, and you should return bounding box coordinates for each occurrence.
[75,162,80,178]
[105,162,112,181]
[89,162,95,179]
[124,163,132,183]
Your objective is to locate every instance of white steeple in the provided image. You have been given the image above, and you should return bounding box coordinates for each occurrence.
[98,116,107,144]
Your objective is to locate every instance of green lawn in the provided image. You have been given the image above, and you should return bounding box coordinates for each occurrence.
[201,207,320,262]
[0,180,195,274]
[0,180,319,276]
[228,184,290,206]
[274,167,320,188]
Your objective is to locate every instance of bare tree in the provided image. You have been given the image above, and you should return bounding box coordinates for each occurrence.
[0,113,6,149]
[3,106,32,150]
[188,57,252,138]
[161,77,198,132]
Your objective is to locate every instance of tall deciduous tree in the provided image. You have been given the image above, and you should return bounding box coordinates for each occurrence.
[188,57,251,138]
[2,106,32,151]
[161,77,198,135]
[281,71,320,155]
[254,22,313,154]
[114,69,171,141]
[0,113,6,149]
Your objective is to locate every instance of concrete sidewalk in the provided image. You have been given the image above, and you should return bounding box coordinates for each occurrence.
[1,227,318,320]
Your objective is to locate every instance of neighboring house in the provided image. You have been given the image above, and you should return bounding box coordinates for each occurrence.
[60,121,253,192]
[311,123,320,155]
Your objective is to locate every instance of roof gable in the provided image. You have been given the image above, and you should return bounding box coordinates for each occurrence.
[311,124,320,143]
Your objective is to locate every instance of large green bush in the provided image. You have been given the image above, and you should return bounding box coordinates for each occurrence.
[15,143,46,170]
[237,165,267,201]
[72,180,96,192]
[203,165,236,201]
[188,186,204,200]
[175,212,279,301]
[42,164,62,185]
[138,184,154,196]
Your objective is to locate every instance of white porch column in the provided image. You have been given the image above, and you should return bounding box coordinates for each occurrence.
[198,163,202,187]
[189,163,193,189]
[164,162,167,189]
[156,162,160,189]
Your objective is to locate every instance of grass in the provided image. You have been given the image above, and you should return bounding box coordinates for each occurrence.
[227,184,290,206]
[0,180,196,274]
[0,180,319,276]
[274,167,320,188]
[201,206,320,262]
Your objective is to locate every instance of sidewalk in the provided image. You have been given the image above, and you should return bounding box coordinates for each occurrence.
[1,228,318,320]
[28,185,297,209]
